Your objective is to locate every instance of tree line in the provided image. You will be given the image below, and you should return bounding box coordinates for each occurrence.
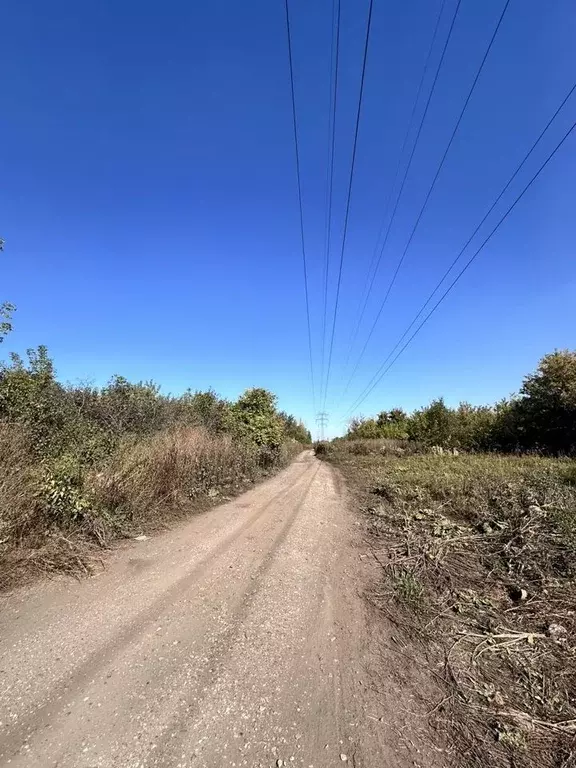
[0,344,311,464]
[346,350,576,456]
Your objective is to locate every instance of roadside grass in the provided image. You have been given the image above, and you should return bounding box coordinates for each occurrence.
[324,440,576,768]
[0,425,302,591]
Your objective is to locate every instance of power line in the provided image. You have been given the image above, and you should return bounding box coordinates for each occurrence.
[322,0,375,411]
[344,0,448,368]
[343,0,511,400]
[341,0,462,382]
[319,0,341,411]
[345,115,576,416]
[343,79,576,416]
[284,0,316,414]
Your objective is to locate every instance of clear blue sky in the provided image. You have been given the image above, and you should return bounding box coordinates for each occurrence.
[2,0,575,437]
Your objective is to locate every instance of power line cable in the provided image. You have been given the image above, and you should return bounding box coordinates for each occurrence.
[342,0,462,373]
[342,0,510,398]
[343,79,576,416]
[284,0,316,414]
[344,0,448,367]
[319,0,341,410]
[344,115,576,416]
[322,0,375,411]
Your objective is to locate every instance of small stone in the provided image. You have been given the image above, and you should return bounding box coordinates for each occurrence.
[277,760,284,767]
[134,534,149,541]
[340,755,348,762]
[548,622,568,641]
[493,691,505,707]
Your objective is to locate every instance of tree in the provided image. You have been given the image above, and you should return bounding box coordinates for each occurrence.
[279,412,311,443]
[516,350,576,455]
[97,375,163,434]
[180,388,231,433]
[230,388,284,451]
[408,398,457,447]
[0,345,71,455]
[376,408,409,438]
[346,417,382,440]
[453,403,496,451]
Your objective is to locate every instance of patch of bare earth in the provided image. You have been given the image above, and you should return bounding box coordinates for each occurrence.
[325,444,576,768]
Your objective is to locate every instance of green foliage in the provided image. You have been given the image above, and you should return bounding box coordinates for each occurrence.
[453,402,496,451]
[179,388,232,433]
[279,411,312,443]
[347,417,382,440]
[0,302,15,344]
[346,350,576,456]
[230,388,284,452]
[0,347,309,469]
[408,398,457,446]
[38,454,92,525]
[349,409,410,440]
[377,408,410,439]
[0,346,73,456]
[516,350,576,455]
[97,375,164,434]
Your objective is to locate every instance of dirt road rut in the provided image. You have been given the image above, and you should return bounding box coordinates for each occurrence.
[0,451,381,768]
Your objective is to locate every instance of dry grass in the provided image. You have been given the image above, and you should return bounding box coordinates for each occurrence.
[317,437,423,457]
[0,423,39,543]
[93,427,276,526]
[326,442,576,768]
[0,425,302,590]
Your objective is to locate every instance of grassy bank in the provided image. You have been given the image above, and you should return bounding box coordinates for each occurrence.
[322,440,576,768]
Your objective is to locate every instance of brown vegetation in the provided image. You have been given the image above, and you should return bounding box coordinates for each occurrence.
[0,423,303,591]
[323,441,576,768]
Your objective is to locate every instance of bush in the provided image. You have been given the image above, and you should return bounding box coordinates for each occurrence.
[229,388,284,456]
[39,454,93,526]
[515,350,576,455]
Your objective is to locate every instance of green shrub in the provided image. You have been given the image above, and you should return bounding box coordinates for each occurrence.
[38,454,93,525]
[229,388,284,458]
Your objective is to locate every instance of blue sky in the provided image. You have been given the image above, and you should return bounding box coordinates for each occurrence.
[1,0,575,437]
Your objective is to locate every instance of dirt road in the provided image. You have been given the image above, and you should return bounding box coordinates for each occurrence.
[0,452,388,767]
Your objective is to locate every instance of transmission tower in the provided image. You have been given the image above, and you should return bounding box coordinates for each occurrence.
[316,412,328,442]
